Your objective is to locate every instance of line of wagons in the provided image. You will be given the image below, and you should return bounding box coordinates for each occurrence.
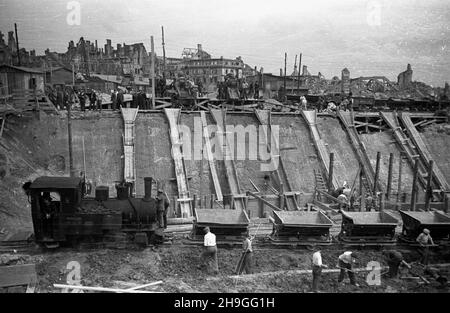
[187,208,450,248]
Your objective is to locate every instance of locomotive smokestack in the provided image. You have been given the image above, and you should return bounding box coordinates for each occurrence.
[144,177,153,201]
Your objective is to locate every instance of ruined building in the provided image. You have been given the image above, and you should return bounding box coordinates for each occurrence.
[397,63,413,89]
[161,44,246,85]
[0,30,40,67]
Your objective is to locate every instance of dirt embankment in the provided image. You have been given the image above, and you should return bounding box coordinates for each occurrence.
[0,113,60,234]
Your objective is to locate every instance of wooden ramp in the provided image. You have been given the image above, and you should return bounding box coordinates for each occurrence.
[11,89,57,114]
[338,111,378,193]
[400,112,450,192]
[302,110,340,190]
[255,109,299,210]
[381,111,430,189]
[210,109,246,211]
[200,111,223,202]
[121,107,139,194]
[164,108,193,217]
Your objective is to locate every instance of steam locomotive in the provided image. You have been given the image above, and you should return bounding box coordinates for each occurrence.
[23,176,161,248]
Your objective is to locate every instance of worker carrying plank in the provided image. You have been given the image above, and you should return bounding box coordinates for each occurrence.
[337,251,359,287]
[311,247,328,293]
[235,231,254,275]
[199,227,219,275]
[416,228,434,265]
[382,249,406,278]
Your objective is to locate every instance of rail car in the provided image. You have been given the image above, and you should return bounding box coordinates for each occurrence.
[186,206,450,249]
[23,176,163,248]
[267,210,333,246]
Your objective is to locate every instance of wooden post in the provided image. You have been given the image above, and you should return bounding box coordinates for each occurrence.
[373,152,381,194]
[328,153,334,192]
[359,165,366,211]
[365,117,369,133]
[173,196,178,217]
[193,194,197,211]
[410,159,419,211]
[279,194,285,211]
[150,36,155,109]
[424,160,434,211]
[386,153,394,200]
[444,193,449,214]
[360,189,366,212]
[211,194,215,209]
[397,153,403,208]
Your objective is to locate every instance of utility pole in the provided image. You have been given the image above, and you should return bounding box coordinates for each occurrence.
[14,23,21,66]
[161,26,166,80]
[283,52,287,97]
[68,63,75,177]
[292,55,297,94]
[297,52,301,94]
[298,53,302,77]
[150,36,156,109]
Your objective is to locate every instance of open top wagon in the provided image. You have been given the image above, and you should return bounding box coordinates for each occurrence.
[398,210,450,246]
[187,208,250,245]
[337,211,399,246]
[267,210,334,246]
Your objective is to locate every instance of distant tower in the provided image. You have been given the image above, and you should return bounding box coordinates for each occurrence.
[7,31,16,53]
[397,64,413,89]
[302,65,310,76]
[341,68,350,94]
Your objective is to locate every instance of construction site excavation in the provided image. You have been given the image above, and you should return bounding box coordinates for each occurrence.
[1,0,450,298]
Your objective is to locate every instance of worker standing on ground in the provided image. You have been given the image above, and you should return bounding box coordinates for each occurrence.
[237,232,254,275]
[199,227,219,275]
[311,247,328,292]
[337,251,359,287]
[416,228,434,265]
[382,249,404,278]
[111,90,117,110]
[156,182,170,229]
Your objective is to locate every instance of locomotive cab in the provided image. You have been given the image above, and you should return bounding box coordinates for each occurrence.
[29,177,83,244]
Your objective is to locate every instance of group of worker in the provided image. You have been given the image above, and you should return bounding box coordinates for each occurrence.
[197,226,437,292]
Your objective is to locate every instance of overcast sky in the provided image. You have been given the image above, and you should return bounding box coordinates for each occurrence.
[0,0,449,86]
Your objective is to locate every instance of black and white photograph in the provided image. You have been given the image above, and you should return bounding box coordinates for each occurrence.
[0,0,449,303]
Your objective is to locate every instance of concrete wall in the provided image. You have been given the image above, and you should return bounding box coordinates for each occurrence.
[316,116,359,187]
[420,123,450,186]
[360,131,415,198]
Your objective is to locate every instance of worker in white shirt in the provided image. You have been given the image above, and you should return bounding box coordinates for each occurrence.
[311,247,328,292]
[200,227,219,274]
[338,251,359,287]
[416,228,434,265]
